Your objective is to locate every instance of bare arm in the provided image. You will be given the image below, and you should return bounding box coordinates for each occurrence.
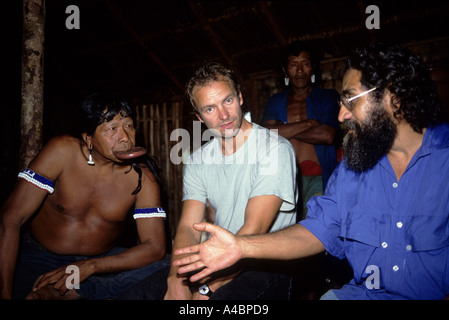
[237,195,282,235]
[164,199,206,300]
[204,195,283,294]
[173,222,325,283]
[0,182,50,298]
[262,119,336,146]
[0,137,69,298]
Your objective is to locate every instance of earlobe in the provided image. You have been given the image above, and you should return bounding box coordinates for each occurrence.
[282,68,289,86]
[238,91,244,106]
[387,90,401,112]
[391,95,401,110]
[82,133,92,148]
[387,91,403,121]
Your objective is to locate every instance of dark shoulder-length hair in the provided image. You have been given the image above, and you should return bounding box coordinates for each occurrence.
[77,91,161,194]
[344,43,442,133]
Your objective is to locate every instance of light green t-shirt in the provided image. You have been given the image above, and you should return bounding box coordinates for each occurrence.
[182,123,297,235]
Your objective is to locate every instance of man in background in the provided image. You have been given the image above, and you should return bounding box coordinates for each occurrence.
[262,41,340,220]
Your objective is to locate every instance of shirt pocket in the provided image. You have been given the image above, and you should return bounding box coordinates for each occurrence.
[340,211,384,282]
[340,211,383,247]
[404,213,449,251]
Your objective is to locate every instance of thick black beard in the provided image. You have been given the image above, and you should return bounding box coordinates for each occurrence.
[342,106,397,172]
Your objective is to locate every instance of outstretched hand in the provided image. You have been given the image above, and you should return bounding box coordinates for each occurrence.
[173,222,243,282]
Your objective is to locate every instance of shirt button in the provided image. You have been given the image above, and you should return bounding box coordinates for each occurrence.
[406,245,412,251]
[381,242,388,248]
[392,182,398,188]
[393,265,399,271]
[396,222,403,228]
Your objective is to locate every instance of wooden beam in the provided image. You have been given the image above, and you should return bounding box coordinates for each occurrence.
[305,1,341,57]
[20,0,45,169]
[257,2,288,47]
[187,1,245,86]
[187,1,234,66]
[105,0,185,92]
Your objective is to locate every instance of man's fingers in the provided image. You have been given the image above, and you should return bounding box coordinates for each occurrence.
[32,274,45,291]
[173,253,200,266]
[54,276,70,296]
[177,260,205,275]
[33,269,66,291]
[174,245,200,256]
[189,268,213,283]
[173,222,227,256]
[33,274,52,291]
[192,222,220,234]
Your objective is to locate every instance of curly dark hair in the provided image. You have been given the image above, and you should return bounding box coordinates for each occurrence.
[344,43,442,133]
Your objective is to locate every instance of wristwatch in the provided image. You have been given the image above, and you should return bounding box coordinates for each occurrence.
[198,284,213,297]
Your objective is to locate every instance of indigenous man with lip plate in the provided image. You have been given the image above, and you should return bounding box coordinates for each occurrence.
[0,92,169,300]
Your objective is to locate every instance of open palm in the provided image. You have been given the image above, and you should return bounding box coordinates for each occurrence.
[174,222,242,282]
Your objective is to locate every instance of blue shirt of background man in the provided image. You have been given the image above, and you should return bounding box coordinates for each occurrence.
[301,123,449,300]
[261,86,340,189]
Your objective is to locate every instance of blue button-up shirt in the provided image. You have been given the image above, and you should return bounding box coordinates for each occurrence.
[300,123,449,299]
[261,87,340,189]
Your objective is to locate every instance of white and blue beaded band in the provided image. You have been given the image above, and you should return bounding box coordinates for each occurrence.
[133,207,166,219]
[18,169,55,194]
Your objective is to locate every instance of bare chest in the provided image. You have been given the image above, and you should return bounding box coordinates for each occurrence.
[49,166,138,222]
[287,96,308,123]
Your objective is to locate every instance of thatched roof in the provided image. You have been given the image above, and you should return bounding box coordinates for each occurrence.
[43,0,449,106]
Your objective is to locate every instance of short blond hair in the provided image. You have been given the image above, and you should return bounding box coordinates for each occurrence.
[186,61,240,111]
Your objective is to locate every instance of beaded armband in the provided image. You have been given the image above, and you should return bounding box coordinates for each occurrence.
[133,207,166,219]
[18,169,55,194]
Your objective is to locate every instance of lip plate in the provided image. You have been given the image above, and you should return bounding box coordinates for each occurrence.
[114,147,147,160]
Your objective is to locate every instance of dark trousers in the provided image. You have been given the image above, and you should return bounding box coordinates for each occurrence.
[120,256,292,300]
[13,230,170,300]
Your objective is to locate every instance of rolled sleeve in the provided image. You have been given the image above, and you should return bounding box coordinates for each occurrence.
[299,167,345,259]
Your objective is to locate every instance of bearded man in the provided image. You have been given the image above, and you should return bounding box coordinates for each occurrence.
[173,44,449,300]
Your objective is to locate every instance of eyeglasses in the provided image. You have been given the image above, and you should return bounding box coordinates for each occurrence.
[339,87,377,111]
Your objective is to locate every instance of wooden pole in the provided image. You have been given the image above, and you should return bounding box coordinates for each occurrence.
[20,0,45,170]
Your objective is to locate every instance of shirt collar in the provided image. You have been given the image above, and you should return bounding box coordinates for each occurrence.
[421,123,449,152]
[377,123,449,174]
